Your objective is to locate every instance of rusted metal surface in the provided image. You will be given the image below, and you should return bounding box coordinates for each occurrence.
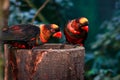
[8,44,85,80]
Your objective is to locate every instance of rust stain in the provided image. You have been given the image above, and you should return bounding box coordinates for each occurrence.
[32,51,47,74]
[16,57,20,64]
[25,64,30,72]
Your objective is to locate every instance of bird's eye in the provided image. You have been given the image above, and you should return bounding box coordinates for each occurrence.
[50,29,55,32]
[79,24,82,27]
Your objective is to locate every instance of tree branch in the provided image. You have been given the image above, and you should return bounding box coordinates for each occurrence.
[32,0,50,23]
[25,0,49,23]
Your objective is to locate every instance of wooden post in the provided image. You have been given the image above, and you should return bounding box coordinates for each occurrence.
[4,44,9,80]
[8,44,85,80]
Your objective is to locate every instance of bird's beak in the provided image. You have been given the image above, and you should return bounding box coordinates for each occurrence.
[81,26,88,32]
[53,31,62,38]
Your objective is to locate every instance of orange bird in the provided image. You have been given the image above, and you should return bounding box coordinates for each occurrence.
[64,17,89,46]
[2,24,62,49]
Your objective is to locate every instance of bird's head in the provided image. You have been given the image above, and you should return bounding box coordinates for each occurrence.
[50,24,62,39]
[73,17,89,32]
[39,24,62,43]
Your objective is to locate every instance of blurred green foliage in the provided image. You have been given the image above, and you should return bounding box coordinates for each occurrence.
[85,0,120,80]
[1,0,120,79]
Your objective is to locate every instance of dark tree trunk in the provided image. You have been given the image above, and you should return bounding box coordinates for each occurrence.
[7,44,85,80]
[0,0,9,80]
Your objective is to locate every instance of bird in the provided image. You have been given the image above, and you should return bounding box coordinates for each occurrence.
[1,24,62,49]
[64,17,89,46]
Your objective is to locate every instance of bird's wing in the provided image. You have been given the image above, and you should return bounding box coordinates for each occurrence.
[2,24,40,41]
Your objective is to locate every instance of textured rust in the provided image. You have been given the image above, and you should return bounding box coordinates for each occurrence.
[7,44,85,80]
